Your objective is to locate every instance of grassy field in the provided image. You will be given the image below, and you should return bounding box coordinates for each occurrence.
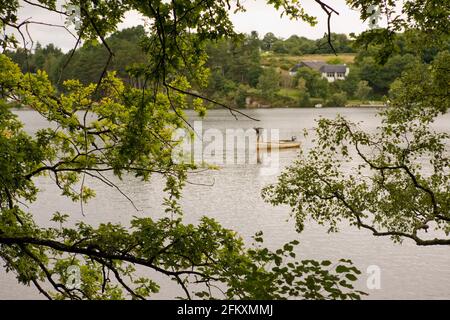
[278,88,301,99]
[346,99,385,106]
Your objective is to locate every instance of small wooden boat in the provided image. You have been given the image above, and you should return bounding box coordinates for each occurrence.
[253,127,300,150]
[257,140,300,150]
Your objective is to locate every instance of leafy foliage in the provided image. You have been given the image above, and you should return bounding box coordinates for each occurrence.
[257,68,281,99]
[0,0,370,300]
[264,51,450,245]
[348,0,450,62]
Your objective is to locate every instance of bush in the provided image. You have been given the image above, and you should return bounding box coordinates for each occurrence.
[234,85,249,108]
[257,67,281,99]
[326,57,344,65]
[279,63,291,71]
[355,80,372,102]
[325,92,348,107]
[298,91,313,108]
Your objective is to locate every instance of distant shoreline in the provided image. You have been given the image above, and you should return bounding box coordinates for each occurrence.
[344,104,387,108]
[10,104,388,112]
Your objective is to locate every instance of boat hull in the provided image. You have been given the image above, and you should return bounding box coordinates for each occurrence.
[257,141,300,150]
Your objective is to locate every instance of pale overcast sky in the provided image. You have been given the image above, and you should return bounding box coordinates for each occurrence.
[12,0,369,52]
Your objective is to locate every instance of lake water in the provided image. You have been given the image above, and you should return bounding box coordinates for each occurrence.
[1,108,449,299]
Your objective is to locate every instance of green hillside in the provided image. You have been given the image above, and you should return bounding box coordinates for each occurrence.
[5,28,433,109]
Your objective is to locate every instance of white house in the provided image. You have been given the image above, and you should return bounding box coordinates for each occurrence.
[289,61,350,82]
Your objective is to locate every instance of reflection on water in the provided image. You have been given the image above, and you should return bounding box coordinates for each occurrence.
[1,108,449,299]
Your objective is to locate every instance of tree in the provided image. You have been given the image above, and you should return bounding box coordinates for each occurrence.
[297,78,312,107]
[262,32,278,51]
[339,66,361,99]
[257,67,281,99]
[55,26,147,89]
[355,80,372,101]
[0,0,367,300]
[206,34,263,89]
[349,0,449,63]
[262,33,355,55]
[325,91,347,107]
[0,49,367,300]
[294,67,329,99]
[5,43,64,82]
[272,40,289,54]
[234,84,249,108]
[4,48,34,73]
[358,54,417,94]
[315,33,354,54]
[294,36,317,55]
[263,0,450,247]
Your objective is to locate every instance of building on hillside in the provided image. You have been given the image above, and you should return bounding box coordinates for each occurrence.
[289,60,350,82]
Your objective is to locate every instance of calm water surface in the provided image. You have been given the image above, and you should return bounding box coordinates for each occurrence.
[1,108,449,299]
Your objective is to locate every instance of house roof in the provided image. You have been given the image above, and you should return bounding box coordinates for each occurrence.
[291,61,325,72]
[290,60,348,74]
[319,64,348,73]
[299,61,326,71]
